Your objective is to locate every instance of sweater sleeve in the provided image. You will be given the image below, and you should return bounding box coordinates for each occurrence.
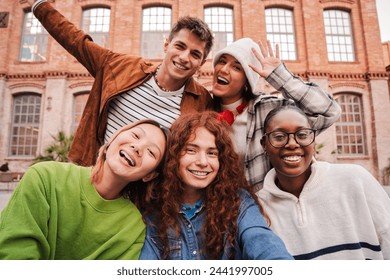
[359,166,390,259]
[237,191,293,260]
[32,1,110,77]
[266,63,341,134]
[0,166,51,259]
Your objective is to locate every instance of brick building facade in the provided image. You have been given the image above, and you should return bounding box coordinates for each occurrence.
[0,0,389,185]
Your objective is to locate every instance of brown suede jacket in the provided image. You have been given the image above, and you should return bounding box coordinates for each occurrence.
[34,2,212,166]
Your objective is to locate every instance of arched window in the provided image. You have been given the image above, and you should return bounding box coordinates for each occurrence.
[204,6,234,56]
[141,6,172,58]
[9,94,41,157]
[19,11,48,62]
[335,94,366,156]
[73,92,89,132]
[323,9,355,62]
[82,7,111,47]
[265,8,296,60]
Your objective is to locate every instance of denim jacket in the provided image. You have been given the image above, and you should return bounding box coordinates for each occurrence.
[139,190,293,260]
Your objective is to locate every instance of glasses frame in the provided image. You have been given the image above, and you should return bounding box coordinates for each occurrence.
[263,128,317,148]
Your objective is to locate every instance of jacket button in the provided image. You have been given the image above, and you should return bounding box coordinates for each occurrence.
[192,250,197,255]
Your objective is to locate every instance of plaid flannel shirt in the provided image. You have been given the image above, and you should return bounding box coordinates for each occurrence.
[246,63,341,191]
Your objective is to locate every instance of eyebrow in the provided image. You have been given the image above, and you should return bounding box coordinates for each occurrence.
[268,126,311,133]
[221,54,242,65]
[176,40,204,58]
[186,143,218,150]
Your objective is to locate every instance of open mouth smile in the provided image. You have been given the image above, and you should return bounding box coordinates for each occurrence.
[189,170,210,176]
[217,76,229,85]
[282,155,303,162]
[119,150,136,167]
[173,61,189,70]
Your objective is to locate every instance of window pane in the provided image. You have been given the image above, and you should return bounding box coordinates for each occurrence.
[323,10,355,62]
[204,6,234,57]
[335,94,366,156]
[9,94,41,157]
[19,12,48,62]
[82,8,111,47]
[141,6,171,59]
[73,92,89,132]
[265,8,296,60]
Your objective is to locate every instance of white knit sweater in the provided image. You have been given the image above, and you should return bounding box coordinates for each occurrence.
[257,160,390,259]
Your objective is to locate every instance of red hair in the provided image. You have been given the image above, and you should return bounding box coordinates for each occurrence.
[153,111,264,259]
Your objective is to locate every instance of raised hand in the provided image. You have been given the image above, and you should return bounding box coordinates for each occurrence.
[249,40,282,78]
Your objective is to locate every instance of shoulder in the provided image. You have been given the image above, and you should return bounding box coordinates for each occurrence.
[251,94,291,109]
[30,161,82,173]
[314,161,379,186]
[320,161,370,175]
[27,162,89,182]
[109,53,150,70]
[237,188,258,211]
[237,188,252,200]
[185,78,210,96]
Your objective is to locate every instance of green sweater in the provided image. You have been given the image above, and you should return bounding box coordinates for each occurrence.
[0,162,145,260]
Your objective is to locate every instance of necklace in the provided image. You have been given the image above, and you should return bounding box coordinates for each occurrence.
[216,101,247,125]
[154,69,170,92]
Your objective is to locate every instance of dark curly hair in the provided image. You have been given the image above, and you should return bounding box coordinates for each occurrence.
[153,111,265,259]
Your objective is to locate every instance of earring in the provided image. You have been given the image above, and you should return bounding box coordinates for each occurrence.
[264,150,268,157]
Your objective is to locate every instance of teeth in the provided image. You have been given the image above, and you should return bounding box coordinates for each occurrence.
[283,155,302,162]
[119,150,135,166]
[217,76,229,85]
[174,62,187,70]
[190,170,209,176]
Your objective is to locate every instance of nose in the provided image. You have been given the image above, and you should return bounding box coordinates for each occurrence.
[284,134,299,148]
[179,49,190,62]
[195,152,208,166]
[130,144,143,157]
[220,63,229,74]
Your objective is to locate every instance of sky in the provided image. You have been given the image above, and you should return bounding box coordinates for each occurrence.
[376,0,390,42]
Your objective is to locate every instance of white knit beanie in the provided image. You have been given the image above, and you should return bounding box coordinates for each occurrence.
[213,38,262,94]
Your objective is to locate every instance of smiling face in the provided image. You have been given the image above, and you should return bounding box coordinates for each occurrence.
[261,109,315,182]
[212,54,247,105]
[105,123,166,183]
[159,29,207,88]
[178,127,219,200]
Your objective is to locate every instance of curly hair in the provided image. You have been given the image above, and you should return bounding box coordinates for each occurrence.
[90,119,167,209]
[154,111,263,259]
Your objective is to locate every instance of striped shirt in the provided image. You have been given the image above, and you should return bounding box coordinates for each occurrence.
[105,76,183,142]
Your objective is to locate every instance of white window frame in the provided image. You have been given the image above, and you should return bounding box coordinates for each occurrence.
[265,8,296,60]
[324,9,355,62]
[141,6,172,59]
[9,94,41,157]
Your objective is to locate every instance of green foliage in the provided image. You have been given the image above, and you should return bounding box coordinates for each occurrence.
[315,143,324,156]
[33,131,74,164]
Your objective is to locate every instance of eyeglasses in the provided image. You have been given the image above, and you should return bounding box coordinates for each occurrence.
[263,128,316,148]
